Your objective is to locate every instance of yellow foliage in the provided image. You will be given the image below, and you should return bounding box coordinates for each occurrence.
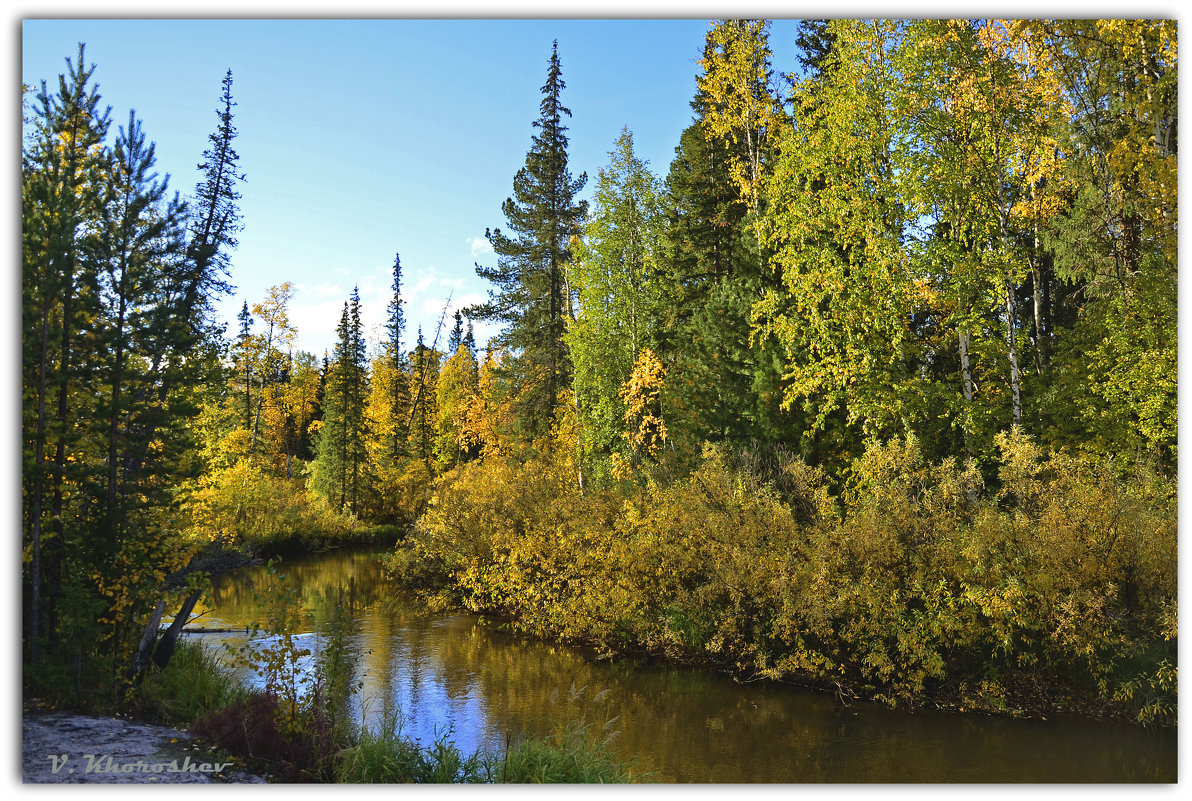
[620,348,667,467]
[396,431,1175,716]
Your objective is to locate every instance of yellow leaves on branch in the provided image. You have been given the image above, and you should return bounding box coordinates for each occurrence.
[619,348,667,468]
[695,19,782,212]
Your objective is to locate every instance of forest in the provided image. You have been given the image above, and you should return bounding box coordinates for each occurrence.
[23,17,1176,737]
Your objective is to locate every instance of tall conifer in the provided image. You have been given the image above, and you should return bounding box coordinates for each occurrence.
[314,287,369,514]
[385,253,409,458]
[469,41,588,436]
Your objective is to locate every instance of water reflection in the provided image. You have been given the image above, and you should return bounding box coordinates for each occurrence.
[186,549,1177,782]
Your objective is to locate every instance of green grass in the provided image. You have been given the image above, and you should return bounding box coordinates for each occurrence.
[335,714,492,783]
[132,638,244,726]
[499,720,637,783]
[333,713,642,783]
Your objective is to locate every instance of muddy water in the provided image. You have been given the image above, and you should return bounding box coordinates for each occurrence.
[187,549,1176,782]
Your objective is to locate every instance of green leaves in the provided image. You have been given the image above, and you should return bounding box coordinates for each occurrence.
[759,20,915,440]
[566,128,666,477]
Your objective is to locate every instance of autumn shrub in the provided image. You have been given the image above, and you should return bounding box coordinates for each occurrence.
[967,431,1177,700]
[397,430,1175,721]
[181,459,357,554]
[797,435,986,701]
[605,445,804,663]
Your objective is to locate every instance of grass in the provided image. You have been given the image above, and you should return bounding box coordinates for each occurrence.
[500,720,636,783]
[132,638,244,726]
[335,713,638,783]
[335,714,491,783]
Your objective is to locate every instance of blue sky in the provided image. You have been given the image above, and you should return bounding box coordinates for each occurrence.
[21,16,804,357]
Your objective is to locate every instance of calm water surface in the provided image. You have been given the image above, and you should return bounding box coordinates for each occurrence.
[186,549,1176,782]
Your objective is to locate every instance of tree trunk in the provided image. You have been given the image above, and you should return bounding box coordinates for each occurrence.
[128,601,166,680]
[1031,256,1047,374]
[1005,274,1022,426]
[151,588,204,670]
[953,321,972,460]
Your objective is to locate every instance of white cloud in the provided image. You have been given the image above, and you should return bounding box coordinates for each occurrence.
[297,281,346,299]
[453,291,486,311]
[286,268,497,356]
[467,236,494,259]
[289,296,349,356]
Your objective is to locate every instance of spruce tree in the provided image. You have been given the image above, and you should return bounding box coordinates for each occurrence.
[235,301,254,431]
[123,67,243,481]
[385,252,410,458]
[407,327,441,467]
[447,310,464,355]
[468,40,587,437]
[314,288,369,514]
[185,69,242,329]
[657,32,796,456]
[463,319,476,359]
[795,19,838,78]
[346,286,370,511]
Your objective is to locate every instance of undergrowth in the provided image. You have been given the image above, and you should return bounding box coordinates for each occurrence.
[390,430,1177,725]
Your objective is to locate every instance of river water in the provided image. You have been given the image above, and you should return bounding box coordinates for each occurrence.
[185,548,1176,782]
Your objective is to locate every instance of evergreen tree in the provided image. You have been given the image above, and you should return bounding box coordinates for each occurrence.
[315,306,350,511]
[22,45,111,667]
[468,40,588,437]
[184,69,242,329]
[447,310,465,355]
[407,327,441,467]
[122,67,243,481]
[463,318,476,358]
[314,288,370,514]
[347,287,370,508]
[234,301,254,432]
[22,48,233,689]
[656,31,796,457]
[93,110,191,556]
[795,19,838,78]
[385,252,410,458]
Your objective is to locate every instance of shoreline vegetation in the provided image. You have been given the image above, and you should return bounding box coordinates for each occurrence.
[141,577,644,783]
[31,629,641,783]
[24,19,1176,783]
[384,432,1175,729]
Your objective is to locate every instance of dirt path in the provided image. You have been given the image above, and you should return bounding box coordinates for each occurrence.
[22,711,266,783]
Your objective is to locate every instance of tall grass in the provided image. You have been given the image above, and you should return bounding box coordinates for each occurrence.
[500,719,633,783]
[132,638,244,726]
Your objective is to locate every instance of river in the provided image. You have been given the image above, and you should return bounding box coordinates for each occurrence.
[184,548,1176,782]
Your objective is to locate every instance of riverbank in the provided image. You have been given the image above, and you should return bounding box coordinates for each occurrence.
[22,708,266,784]
[389,441,1177,730]
[97,548,1175,782]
